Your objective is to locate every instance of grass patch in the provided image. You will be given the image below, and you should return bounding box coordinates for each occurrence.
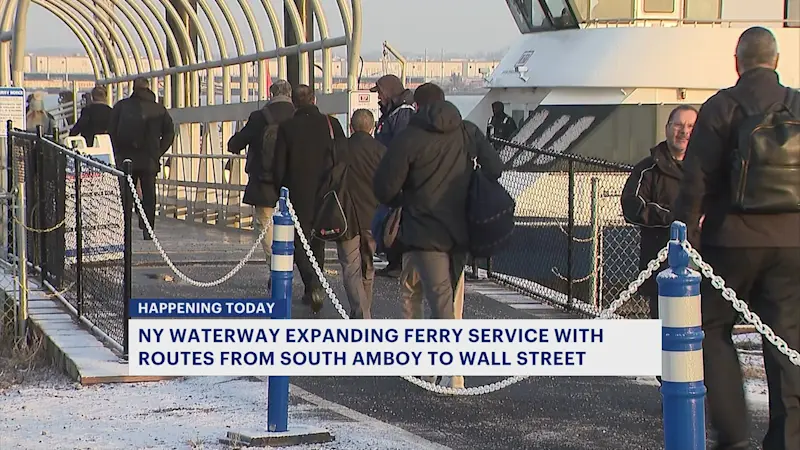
[0,327,57,390]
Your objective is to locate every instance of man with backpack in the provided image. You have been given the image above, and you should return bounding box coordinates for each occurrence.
[675,26,800,450]
[373,82,505,320]
[108,77,175,240]
[227,79,295,284]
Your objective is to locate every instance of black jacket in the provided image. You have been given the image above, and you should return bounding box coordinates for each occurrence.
[69,102,112,145]
[108,88,175,172]
[341,131,386,240]
[227,96,295,207]
[621,141,683,298]
[487,112,517,142]
[674,68,800,248]
[373,100,504,253]
[273,105,347,230]
[375,89,415,147]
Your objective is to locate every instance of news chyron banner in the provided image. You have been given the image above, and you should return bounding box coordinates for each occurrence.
[128,299,661,377]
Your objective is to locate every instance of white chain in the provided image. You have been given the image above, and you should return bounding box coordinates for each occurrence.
[284,196,532,395]
[596,246,669,319]
[681,241,800,367]
[125,174,271,288]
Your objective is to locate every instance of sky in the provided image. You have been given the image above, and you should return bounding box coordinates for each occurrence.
[22,0,522,57]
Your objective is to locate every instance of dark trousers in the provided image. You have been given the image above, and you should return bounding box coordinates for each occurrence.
[131,170,157,230]
[336,231,376,319]
[294,229,325,297]
[701,246,800,450]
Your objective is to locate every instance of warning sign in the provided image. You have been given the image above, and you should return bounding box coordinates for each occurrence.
[0,87,26,137]
[348,91,380,136]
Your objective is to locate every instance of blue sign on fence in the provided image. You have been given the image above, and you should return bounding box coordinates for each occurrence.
[0,86,26,137]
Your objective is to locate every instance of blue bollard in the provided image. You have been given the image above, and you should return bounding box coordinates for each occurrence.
[267,187,294,433]
[657,221,706,450]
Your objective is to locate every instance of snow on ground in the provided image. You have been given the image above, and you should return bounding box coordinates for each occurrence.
[0,375,449,450]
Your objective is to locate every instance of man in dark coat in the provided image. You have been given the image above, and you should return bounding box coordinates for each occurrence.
[373,85,503,320]
[486,101,517,150]
[273,85,347,311]
[108,77,175,239]
[69,86,112,146]
[620,105,697,319]
[675,27,800,450]
[227,79,295,283]
[335,109,386,319]
[371,74,416,278]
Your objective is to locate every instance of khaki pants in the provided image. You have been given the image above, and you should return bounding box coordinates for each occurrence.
[254,206,274,277]
[401,252,466,389]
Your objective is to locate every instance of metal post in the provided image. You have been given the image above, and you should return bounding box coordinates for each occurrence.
[267,186,294,433]
[566,160,575,306]
[589,177,599,309]
[14,131,28,338]
[74,154,83,317]
[4,120,12,261]
[36,127,47,281]
[657,221,706,450]
[121,159,133,359]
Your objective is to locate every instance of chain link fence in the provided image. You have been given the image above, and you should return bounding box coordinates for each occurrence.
[483,138,649,317]
[5,126,133,353]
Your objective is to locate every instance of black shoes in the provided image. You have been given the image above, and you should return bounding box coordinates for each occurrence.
[302,288,325,313]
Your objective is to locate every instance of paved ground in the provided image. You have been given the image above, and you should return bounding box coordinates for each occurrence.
[129,217,770,450]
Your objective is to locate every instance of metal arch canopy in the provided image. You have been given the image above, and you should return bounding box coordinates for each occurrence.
[30,0,104,79]
[5,0,364,94]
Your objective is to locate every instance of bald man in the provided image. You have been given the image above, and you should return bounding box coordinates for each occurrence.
[675,26,800,450]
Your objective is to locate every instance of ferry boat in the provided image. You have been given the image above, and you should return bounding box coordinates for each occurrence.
[469,0,799,315]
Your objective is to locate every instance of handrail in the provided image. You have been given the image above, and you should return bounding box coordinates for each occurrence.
[8,128,125,176]
[162,153,245,160]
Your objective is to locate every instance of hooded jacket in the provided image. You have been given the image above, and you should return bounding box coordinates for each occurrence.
[621,141,684,298]
[373,100,504,253]
[227,95,295,207]
[108,88,175,172]
[375,89,415,147]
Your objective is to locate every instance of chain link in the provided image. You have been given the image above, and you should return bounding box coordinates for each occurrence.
[126,175,271,288]
[681,241,800,367]
[596,246,669,319]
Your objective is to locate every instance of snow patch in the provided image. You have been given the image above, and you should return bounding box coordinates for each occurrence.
[0,376,449,450]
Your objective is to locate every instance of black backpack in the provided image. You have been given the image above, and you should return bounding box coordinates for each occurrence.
[312,116,350,242]
[727,88,800,213]
[115,99,147,150]
[257,107,280,173]
[463,126,516,258]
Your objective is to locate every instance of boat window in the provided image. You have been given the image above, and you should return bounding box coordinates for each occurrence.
[787,0,800,27]
[508,0,581,31]
[684,0,721,20]
[643,0,675,13]
[510,0,552,31]
[589,0,636,20]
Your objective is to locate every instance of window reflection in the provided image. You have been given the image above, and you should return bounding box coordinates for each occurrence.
[684,0,720,20]
[545,0,580,26]
[518,0,550,28]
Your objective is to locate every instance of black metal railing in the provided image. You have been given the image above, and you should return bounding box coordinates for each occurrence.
[484,137,649,318]
[7,121,134,355]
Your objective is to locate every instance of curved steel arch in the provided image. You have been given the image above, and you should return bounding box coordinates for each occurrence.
[110,0,172,106]
[205,0,247,103]
[256,0,287,82]
[31,0,104,79]
[43,0,125,80]
[1,0,19,84]
[283,0,310,86]
[69,0,144,75]
[232,0,270,99]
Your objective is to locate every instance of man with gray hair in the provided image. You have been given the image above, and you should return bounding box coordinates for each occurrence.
[675,26,800,450]
[228,79,295,288]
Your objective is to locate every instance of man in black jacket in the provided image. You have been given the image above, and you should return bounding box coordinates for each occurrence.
[227,79,295,282]
[273,85,347,312]
[336,109,386,319]
[373,84,503,320]
[675,27,800,450]
[486,101,517,151]
[621,105,697,319]
[108,77,175,239]
[69,86,112,146]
